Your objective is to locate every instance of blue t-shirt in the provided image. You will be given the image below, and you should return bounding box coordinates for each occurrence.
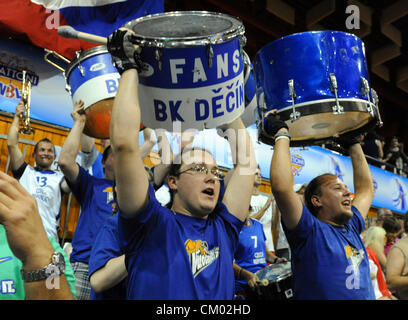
[285,204,375,300]
[68,165,115,264]
[118,183,244,300]
[89,152,104,179]
[234,218,267,293]
[89,214,126,300]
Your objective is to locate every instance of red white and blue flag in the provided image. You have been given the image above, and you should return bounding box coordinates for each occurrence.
[0,0,164,59]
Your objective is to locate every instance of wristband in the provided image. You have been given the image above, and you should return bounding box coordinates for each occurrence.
[274,133,291,142]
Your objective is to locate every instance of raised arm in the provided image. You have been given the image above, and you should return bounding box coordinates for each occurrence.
[79,133,99,170]
[221,117,257,221]
[107,27,151,217]
[271,200,280,250]
[7,101,25,170]
[58,101,86,183]
[267,116,303,231]
[139,127,156,161]
[150,129,173,188]
[110,67,148,216]
[347,142,374,220]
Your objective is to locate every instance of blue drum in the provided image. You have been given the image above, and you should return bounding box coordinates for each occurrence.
[65,46,120,138]
[254,31,381,146]
[124,11,247,131]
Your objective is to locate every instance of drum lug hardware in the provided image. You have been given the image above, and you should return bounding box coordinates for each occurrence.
[65,83,71,95]
[366,103,373,116]
[371,89,383,127]
[154,48,163,71]
[360,77,370,96]
[76,51,85,77]
[288,79,300,122]
[239,35,247,56]
[207,44,214,68]
[371,88,378,106]
[360,77,373,115]
[330,73,344,115]
[259,92,267,111]
[290,111,300,122]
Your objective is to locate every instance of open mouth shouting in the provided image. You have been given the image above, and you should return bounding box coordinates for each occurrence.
[202,187,215,198]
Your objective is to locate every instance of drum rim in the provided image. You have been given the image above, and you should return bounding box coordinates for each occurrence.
[123,10,245,48]
[268,98,375,113]
[255,266,292,283]
[258,114,379,147]
[65,45,109,79]
[258,99,380,146]
[255,30,363,56]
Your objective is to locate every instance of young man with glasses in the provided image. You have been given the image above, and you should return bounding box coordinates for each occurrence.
[107,29,257,299]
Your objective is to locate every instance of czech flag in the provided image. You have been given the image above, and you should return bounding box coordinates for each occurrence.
[0,0,164,59]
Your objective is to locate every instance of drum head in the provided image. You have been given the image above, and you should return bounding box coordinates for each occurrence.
[259,101,380,147]
[124,11,244,47]
[84,99,113,139]
[255,262,292,282]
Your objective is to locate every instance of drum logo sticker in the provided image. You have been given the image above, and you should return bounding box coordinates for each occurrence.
[185,239,220,278]
[291,153,305,176]
[139,63,154,77]
[90,63,106,72]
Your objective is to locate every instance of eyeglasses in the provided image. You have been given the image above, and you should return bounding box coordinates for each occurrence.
[177,164,225,180]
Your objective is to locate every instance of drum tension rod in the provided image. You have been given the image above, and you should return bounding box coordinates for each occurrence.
[361,77,373,117]
[288,79,300,122]
[76,51,85,77]
[207,44,214,68]
[330,73,344,115]
[371,89,383,127]
[154,48,163,71]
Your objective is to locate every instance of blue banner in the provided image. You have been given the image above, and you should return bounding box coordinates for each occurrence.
[0,38,74,129]
[141,125,408,214]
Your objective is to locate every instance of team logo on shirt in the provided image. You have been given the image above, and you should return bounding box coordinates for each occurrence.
[345,245,365,273]
[185,239,219,278]
[344,245,365,290]
[103,187,114,203]
[103,187,117,214]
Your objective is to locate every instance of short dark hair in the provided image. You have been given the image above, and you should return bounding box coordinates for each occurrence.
[102,145,112,163]
[34,138,55,155]
[304,173,336,217]
[383,216,401,234]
